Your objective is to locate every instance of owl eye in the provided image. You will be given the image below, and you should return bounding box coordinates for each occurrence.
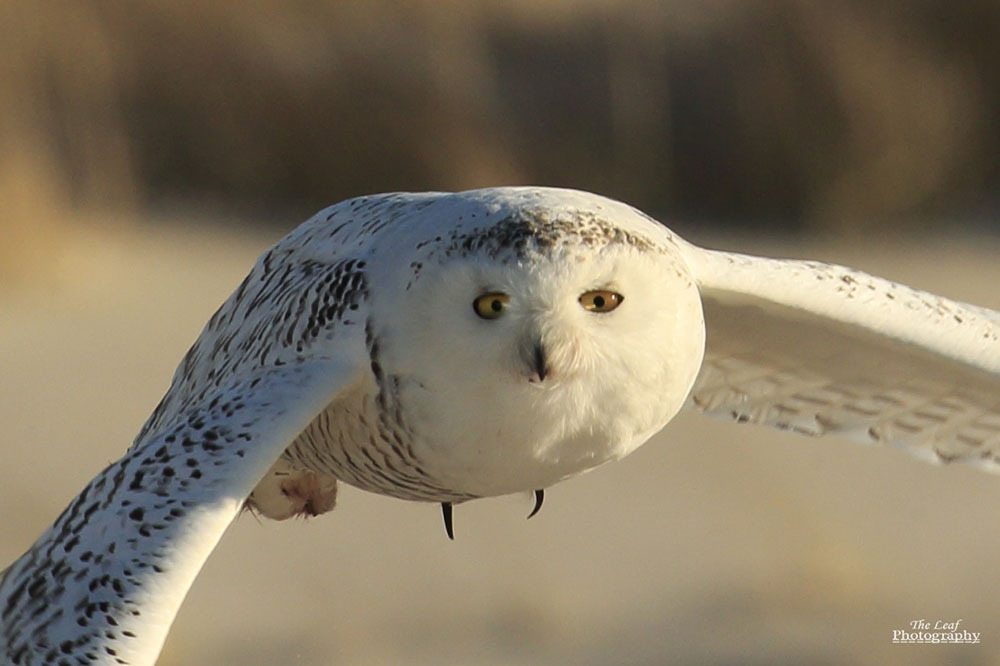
[579,290,624,313]
[473,292,510,319]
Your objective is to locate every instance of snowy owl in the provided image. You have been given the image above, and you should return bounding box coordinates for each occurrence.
[3,186,1000,665]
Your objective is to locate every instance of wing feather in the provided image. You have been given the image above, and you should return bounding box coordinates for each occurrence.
[0,362,359,665]
[683,247,1000,467]
[0,226,368,665]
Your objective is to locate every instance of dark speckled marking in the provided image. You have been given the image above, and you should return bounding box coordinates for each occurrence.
[403,207,668,287]
[0,214,373,663]
[441,209,659,261]
[0,363,332,664]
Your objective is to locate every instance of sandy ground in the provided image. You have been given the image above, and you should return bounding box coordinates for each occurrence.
[3,219,1000,666]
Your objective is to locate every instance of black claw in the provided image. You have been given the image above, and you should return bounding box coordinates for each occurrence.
[441,502,454,540]
[527,489,544,519]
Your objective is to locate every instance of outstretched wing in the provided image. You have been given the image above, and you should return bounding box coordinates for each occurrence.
[682,247,1000,468]
[0,236,369,665]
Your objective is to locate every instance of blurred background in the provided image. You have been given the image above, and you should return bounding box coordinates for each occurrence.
[3,1,1000,665]
[3,0,1000,274]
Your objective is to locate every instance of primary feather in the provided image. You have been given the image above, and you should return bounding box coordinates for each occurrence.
[686,248,1000,466]
[2,187,998,665]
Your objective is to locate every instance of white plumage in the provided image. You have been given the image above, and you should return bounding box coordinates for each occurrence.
[2,186,998,665]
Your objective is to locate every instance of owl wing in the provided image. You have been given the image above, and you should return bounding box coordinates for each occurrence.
[0,240,368,666]
[682,246,1000,468]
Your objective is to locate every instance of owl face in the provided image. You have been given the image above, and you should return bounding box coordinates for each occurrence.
[375,219,706,497]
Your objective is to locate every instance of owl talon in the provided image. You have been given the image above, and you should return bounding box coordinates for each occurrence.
[441,502,454,540]
[527,489,544,519]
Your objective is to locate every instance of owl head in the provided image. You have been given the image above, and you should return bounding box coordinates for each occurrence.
[368,188,706,496]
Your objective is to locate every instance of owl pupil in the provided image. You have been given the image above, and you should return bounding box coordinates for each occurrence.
[593,295,606,308]
[491,299,503,312]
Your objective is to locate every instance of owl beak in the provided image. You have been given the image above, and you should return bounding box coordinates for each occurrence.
[521,331,557,383]
[531,341,549,382]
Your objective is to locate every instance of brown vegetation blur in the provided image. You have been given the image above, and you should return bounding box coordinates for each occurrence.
[2,0,999,276]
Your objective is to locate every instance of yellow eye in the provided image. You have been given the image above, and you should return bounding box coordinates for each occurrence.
[579,290,624,313]
[473,292,510,319]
